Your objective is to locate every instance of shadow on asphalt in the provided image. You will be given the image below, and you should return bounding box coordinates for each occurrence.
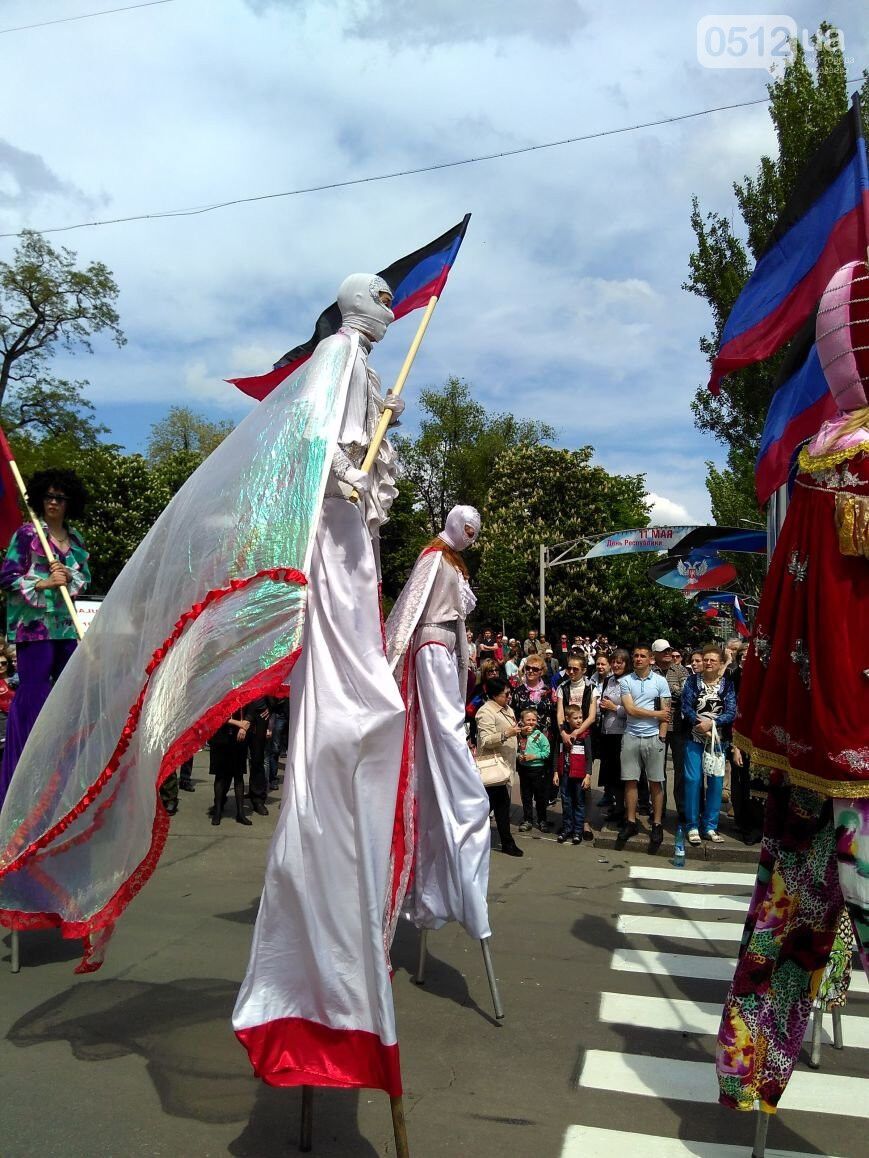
[389,919,502,1028]
[2,928,82,968]
[6,976,379,1155]
[568,911,826,1155]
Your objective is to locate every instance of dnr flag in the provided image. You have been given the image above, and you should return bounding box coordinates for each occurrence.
[229,215,471,401]
[709,104,869,393]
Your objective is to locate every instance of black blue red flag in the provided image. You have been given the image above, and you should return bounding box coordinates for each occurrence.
[229,215,471,401]
[708,103,869,394]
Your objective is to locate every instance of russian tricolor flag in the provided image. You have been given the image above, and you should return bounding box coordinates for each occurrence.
[696,592,751,638]
[708,104,869,394]
[229,215,471,401]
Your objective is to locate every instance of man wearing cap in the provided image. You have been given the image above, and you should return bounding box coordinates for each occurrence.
[652,639,689,824]
[617,643,671,852]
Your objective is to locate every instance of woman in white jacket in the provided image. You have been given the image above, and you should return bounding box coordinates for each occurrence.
[475,677,523,857]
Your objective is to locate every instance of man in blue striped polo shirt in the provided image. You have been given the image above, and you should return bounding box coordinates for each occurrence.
[617,643,671,852]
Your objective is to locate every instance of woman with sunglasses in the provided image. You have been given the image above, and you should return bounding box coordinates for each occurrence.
[0,469,90,808]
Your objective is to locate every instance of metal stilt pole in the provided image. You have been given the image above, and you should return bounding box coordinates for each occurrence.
[414,928,428,985]
[10,929,20,973]
[390,1094,410,1158]
[809,1004,823,1069]
[480,936,504,1020]
[752,1108,770,1158]
[832,1006,844,1050]
[299,1086,313,1152]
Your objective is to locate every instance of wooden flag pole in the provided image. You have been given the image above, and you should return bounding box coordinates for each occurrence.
[1,442,84,640]
[349,293,441,503]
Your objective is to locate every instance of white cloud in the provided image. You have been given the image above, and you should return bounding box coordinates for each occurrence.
[645,492,700,526]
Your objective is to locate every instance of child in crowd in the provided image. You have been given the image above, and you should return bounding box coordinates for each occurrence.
[516,708,551,832]
[558,704,593,845]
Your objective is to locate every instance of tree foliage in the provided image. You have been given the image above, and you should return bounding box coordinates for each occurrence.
[685,27,869,516]
[393,376,554,533]
[475,444,705,644]
[0,377,108,447]
[0,230,124,409]
[145,405,234,465]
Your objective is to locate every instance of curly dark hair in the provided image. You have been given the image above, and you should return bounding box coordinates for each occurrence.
[27,469,89,521]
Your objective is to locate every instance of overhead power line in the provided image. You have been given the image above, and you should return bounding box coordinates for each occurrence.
[0,0,176,36]
[1,80,864,239]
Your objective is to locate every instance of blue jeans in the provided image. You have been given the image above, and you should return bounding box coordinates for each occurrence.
[267,714,287,783]
[560,772,587,836]
[684,736,725,833]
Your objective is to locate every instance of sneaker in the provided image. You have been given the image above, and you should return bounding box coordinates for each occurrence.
[648,823,664,853]
[547,793,560,807]
[501,842,524,857]
[704,830,725,843]
[687,828,701,846]
[517,820,533,833]
[572,834,582,846]
[537,821,550,833]
[617,820,639,844]
[268,779,279,791]
[556,831,572,844]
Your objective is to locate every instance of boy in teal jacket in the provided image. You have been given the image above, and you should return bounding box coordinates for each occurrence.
[516,708,552,833]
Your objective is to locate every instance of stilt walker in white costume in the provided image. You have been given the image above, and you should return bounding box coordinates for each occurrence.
[233,273,408,1096]
[386,507,505,1018]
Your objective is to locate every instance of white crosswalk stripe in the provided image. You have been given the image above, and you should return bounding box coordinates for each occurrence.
[599,990,869,1047]
[565,862,869,1156]
[610,946,869,994]
[620,885,751,912]
[561,1125,844,1158]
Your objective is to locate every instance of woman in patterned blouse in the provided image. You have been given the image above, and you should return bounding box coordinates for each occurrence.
[0,469,90,808]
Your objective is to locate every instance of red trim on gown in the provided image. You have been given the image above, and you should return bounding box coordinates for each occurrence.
[0,567,306,971]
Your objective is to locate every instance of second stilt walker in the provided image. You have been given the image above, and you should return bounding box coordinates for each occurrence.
[385,506,493,944]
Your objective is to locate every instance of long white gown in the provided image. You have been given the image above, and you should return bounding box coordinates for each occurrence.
[386,549,492,942]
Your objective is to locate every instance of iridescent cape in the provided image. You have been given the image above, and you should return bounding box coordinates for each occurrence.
[0,333,359,970]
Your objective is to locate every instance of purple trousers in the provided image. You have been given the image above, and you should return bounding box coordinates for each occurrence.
[0,639,76,811]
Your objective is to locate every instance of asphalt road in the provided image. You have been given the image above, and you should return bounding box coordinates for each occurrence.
[1,756,866,1158]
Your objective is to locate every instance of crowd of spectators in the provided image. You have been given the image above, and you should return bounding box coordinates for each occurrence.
[466,628,759,855]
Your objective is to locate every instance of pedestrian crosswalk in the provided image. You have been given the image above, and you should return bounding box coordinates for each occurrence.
[561,858,869,1157]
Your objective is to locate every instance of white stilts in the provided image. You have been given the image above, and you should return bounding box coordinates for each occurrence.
[752,1109,770,1157]
[480,936,504,1020]
[414,928,428,985]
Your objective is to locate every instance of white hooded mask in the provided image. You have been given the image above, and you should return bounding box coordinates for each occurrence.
[439,505,481,552]
[337,273,395,344]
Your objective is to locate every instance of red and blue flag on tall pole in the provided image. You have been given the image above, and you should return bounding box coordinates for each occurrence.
[0,426,23,550]
[229,215,471,401]
[708,101,869,395]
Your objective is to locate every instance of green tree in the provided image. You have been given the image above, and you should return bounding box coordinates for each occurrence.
[379,481,431,611]
[1,377,108,446]
[145,405,234,465]
[393,376,554,533]
[0,230,124,409]
[685,27,869,517]
[476,444,705,643]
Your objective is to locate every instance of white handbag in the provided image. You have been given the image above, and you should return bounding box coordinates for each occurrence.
[702,721,727,778]
[475,753,512,788]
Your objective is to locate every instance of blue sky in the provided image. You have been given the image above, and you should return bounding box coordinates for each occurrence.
[1,0,866,525]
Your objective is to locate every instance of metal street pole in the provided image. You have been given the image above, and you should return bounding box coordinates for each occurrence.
[539,544,546,637]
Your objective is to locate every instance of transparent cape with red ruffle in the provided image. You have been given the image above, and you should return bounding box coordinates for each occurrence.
[0,333,359,971]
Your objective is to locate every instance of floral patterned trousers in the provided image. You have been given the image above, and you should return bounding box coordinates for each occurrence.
[716,772,869,1112]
